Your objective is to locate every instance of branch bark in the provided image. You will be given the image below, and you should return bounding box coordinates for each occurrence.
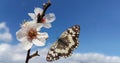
[29,51,40,59]
[25,49,31,63]
[25,49,40,63]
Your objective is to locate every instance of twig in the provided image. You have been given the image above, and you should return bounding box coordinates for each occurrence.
[37,0,51,23]
[25,49,31,63]
[25,49,40,63]
[29,51,40,59]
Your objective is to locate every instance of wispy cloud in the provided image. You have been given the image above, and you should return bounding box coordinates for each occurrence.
[0,43,120,63]
[0,22,12,42]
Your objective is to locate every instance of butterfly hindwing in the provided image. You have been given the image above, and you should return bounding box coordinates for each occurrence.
[46,25,80,62]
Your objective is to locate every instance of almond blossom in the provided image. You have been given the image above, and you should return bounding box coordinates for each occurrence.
[16,21,48,50]
[28,7,56,28]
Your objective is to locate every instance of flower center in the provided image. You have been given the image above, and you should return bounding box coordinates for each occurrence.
[37,13,45,23]
[41,18,45,23]
[27,28,38,41]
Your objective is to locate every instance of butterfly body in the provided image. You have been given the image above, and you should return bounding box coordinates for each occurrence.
[57,38,70,48]
[46,25,80,62]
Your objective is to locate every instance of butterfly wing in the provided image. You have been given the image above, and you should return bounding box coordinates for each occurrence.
[46,25,80,62]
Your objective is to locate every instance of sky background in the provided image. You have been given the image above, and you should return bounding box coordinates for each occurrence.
[0,0,120,63]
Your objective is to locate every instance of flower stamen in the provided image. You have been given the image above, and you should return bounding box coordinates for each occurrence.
[28,28,38,41]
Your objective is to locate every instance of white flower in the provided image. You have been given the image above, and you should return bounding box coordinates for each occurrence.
[28,7,56,28]
[16,21,48,50]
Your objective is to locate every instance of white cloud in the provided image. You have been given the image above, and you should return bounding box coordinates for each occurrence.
[0,43,25,63]
[0,43,120,63]
[0,22,12,42]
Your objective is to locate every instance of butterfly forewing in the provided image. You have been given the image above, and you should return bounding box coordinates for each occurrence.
[46,25,80,62]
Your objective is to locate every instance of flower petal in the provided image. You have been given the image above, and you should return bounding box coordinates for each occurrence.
[21,42,33,50]
[43,23,52,28]
[21,37,33,50]
[16,29,27,41]
[34,7,43,15]
[25,21,42,31]
[34,23,43,31]
[21,21,35,28]
[32,39,45,46]
[28,13,36,20]
[37,32,49,39]
[44,13,56,23]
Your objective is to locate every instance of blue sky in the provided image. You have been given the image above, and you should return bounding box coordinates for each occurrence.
[0,0,120,60]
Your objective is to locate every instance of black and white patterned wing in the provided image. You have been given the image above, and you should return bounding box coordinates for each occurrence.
[46,25,80,62]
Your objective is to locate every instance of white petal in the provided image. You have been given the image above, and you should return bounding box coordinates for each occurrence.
[26,20,42,31]
[44,13,56,23]
[43,23,52,28]
[21,21,36,29]
[28,13,36,20]
[34,7,43,15]
[27,21,36,25]
[32,39,45,46]
[35,23,43,31]
[37,32,49,39]
[21,38,33,50]
[16,29,27,41]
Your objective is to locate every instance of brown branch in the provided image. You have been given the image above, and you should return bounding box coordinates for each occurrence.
[37,0,51,23]
[25,49,31,63]
[25,49,40,63]
[29,51,40,59]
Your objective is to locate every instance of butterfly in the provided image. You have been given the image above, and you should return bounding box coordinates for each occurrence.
[46,25,80,62]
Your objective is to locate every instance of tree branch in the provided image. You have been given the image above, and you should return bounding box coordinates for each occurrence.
[37,0,51,23]
[25,49,31,63]
[29,51,40,59]
[25,50,40,63]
